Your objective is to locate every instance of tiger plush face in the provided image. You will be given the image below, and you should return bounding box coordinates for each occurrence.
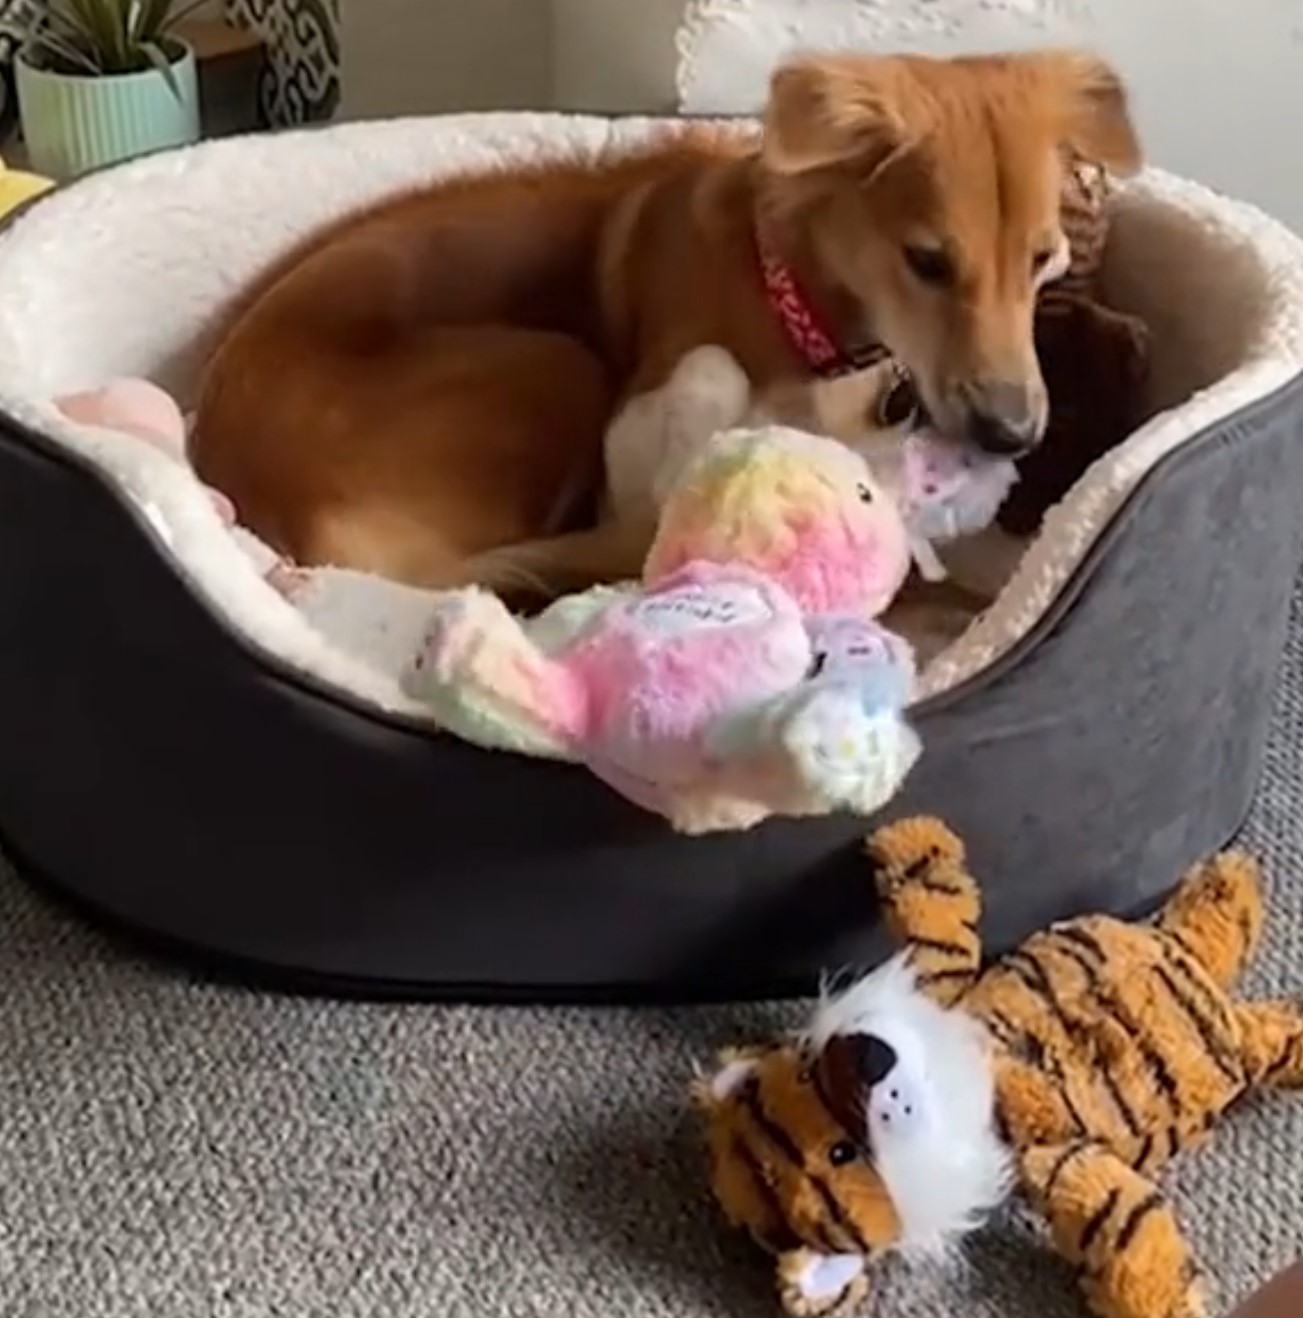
[807,952,1013,1256]
[700,1043,904,1261]
[697,953,1012,1313]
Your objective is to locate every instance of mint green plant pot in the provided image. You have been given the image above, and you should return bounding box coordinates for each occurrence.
[15,42,200,181]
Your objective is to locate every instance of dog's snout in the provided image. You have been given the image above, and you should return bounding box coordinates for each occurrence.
[963,381,1045,458]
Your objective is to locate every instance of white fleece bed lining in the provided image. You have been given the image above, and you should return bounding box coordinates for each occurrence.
[0,113,1301,750]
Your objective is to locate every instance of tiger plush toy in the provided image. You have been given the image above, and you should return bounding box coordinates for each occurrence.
[693,817,1303,1318]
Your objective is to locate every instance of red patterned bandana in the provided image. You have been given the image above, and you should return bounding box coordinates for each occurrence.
[756,228,891,379]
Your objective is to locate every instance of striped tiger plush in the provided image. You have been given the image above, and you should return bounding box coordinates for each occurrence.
[693,817,1303,1318]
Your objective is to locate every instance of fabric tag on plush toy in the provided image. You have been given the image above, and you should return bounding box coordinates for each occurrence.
[630,581,772,638]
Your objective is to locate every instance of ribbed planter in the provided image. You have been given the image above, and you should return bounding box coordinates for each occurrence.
[14,42,199,181]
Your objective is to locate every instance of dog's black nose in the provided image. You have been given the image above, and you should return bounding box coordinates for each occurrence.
[965,381,1044,458]
[970,411,1037,458]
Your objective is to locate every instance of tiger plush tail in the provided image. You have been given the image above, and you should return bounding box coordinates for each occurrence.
[866,817,984,1007]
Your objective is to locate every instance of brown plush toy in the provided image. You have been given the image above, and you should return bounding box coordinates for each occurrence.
[998,161,1152,536]
[693,817,1302,1318]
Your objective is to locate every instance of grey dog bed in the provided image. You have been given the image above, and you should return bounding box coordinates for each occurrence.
[0,113,1301,1002]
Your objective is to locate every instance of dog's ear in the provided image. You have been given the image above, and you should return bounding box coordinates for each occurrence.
[762,55,916,179]
[1039,50,1142,177]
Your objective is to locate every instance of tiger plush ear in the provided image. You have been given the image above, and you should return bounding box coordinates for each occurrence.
[689,1046,764,1110]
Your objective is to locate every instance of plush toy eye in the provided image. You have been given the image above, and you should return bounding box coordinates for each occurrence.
[856,483,874,505]
[829,1141,859,1167]
[807,652,828,679]
[875,375,920,429]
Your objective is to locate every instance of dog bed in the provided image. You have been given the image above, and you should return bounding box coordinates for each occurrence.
[0,112,1301,1001]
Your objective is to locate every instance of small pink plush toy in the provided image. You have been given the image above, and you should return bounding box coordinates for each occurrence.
[53,377,311,595]
[54,377,239,527]
[404,425,923,834]
[863,428,1019,582]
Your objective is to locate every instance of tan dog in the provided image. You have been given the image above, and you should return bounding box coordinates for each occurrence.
[191,48,1141,606]
[468,347,921,598]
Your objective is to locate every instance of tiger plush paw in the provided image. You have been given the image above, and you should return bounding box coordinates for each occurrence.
[776,1248,868,1318]
[864,816,984,1005]
[1020,1141,1205,1318]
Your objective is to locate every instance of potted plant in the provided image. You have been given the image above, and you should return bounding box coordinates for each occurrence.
[4,0,205,180]
[0,0,31,142]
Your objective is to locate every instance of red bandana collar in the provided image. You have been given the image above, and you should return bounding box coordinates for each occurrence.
[755,228,890,379]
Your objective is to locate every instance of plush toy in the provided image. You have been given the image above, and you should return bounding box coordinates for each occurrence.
[854,427,1018,581]
[694,816,1302,1318]
[404,425,923,834]
[55,378,238,526]
[52,376,304,591]
[0,154,52,220]
[606,343,1018,586]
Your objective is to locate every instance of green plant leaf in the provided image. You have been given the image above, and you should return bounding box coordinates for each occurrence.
[136,0,173,40]
[14,0,197,76]
[139,34,180,99]
[23,24,103,74]
[64,0,121,68]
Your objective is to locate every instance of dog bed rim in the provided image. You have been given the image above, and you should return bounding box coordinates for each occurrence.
[0,762,1218,1005]
[3,353,1299,739]
[1,111,1299,740]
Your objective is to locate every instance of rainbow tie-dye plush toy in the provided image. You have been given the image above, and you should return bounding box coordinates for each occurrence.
[403,425,923,834]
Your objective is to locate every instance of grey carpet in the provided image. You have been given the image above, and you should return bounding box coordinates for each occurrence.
[3,590,1302,1318]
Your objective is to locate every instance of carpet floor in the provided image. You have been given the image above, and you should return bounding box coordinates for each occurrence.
[2,589,1302,1318]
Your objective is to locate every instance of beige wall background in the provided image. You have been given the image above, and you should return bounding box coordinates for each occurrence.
[340,0,551,119]
[334,0,1303,233]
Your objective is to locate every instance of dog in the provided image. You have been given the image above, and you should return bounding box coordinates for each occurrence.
[464,344,924,598]
[583,343,1016,664]
[190,48,1141,607]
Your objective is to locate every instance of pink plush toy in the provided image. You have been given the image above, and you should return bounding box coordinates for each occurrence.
[55,377,239,527]
[860,428,1020,582]
[405,426,923,834]
[52,377,314,596]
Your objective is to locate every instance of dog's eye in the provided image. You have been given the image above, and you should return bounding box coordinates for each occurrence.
[829,1141,859,1167]
[1031,248,1056,275]
[808,651,828,679]
[903,245,954,287]
[856,482,875,505]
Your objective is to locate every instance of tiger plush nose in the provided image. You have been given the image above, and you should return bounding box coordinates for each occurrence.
[842,1033,898,1086]
[815,1032,901,1142]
